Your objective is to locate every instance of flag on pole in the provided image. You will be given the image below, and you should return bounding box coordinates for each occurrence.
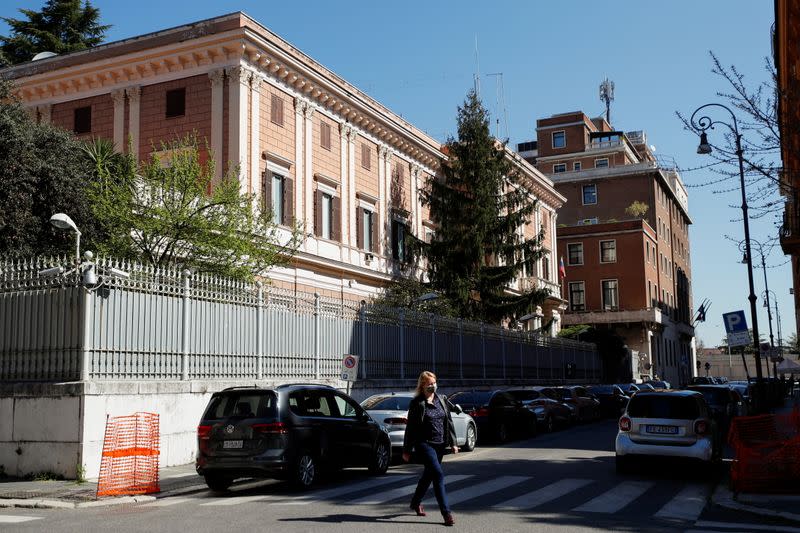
[559,256,566,280]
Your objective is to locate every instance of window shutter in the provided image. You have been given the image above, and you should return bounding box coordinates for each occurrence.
[271,94,283,125]
[321,122,330,150]
[262,170,272,214]
[370,212,378,253]
[313,190,322,237]
[361,144,370,170]
[282,177,294,225]
[331,196,341,242]
[356,207,363,250]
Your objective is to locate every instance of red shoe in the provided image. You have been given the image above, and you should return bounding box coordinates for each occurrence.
[410,503,426,516]
[443,513,455,526]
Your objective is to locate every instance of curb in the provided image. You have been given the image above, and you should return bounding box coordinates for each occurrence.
[712,484,800,524]
[0,494,157,510]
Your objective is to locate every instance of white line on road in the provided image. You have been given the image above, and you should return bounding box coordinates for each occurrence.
[162,472,198,479]
[0,515,42,523]
[143,497,193,507]
[572,481,653,513]
[200,495,273,507]
[447,476,528,506]
[693,521,800,533]
[277,474,416,505]
[350,475,471,505]
[495,478,593,510]
[654,484,710,521]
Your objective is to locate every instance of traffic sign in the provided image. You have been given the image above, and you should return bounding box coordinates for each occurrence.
[341,354,360,381]
[722,310,750,348]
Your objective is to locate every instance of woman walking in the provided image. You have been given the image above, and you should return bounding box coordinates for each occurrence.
[403,371,458,526]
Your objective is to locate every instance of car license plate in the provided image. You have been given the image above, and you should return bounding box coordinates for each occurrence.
[646,425,678,435]
[222,440,243,449]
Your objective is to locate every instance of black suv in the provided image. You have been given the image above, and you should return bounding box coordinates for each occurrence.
[196,384,391,491]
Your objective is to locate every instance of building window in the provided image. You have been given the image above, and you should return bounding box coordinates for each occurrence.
[582,184,597,205]
[569,282,585,311]
[321,193,333,239]
[600,240,617,263]
[271,174,284,225]
[262,171,293,226]
[553,163,566,173]
[602,280,619,310]
[73,106,91,134]
[646,241,651,262]
[165,88,185,118]
[579,218,599,225]
[361,143,371,170]
[552,130,566,149]
[320,122,331,150]
[358,208,375,251]
[270,94,284,126]
[392,219,408,263]
[567,243,583,265]
[573,162,581,171]
[595,158,609,168]
[542,255,550,280]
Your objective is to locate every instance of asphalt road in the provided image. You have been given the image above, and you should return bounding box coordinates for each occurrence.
[1,420,792,533]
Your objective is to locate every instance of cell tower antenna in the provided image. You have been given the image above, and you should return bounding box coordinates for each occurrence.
[599,77,615,124]
[486,73,509,140]
[473,35,481,97]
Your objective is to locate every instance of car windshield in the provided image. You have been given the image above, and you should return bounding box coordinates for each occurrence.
[588,386,614,394]
[450,391,492,408]
[628,395,700,420]
[361,396,412,410]
[508,390,540,401]
[203,391,277,419]
[689,388,729,407]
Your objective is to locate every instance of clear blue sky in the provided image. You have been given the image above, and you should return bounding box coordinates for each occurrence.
[2,1,791,347]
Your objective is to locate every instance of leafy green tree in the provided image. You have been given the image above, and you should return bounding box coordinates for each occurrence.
[0,79,99,256]
[416,90,549,323]
[624,201,649,218]
[1,0,109,66]
[86,136,301,281]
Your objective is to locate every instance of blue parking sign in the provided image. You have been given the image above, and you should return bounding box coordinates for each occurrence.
[722,310,750,347]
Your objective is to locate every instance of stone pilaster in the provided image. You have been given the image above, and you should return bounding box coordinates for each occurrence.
[208,69,225,179]
[125,86,141,157]
[111,89,126,152]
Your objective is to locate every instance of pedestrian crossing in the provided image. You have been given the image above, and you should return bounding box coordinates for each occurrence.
[141,473,714,524]
[0,515,42,523]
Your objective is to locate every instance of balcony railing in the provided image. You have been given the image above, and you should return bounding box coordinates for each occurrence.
[780,200,800,254]
[519,277,561,296]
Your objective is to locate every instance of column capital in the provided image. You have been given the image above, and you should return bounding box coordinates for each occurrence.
[411,163,421,178]
[226,65,252,87]
[294,96,314,119]
[125,85,141,102]
[111,89,126,106]
[208,68,225,88]
[340,123,354,140]
[379,144,391,160]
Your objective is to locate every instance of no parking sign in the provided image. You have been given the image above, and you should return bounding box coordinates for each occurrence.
[341,354,360,381]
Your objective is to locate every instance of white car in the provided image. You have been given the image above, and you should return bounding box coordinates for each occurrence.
[360,392,478,454]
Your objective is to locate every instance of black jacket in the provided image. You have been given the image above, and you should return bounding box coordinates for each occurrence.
[403,393,457,454]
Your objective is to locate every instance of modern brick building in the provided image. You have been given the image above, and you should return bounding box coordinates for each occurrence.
[1,12,566,330]
[519,111,696,384]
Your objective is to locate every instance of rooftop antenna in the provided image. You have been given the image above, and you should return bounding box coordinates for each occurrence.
[473,35,481,97]
[599,77,615,125]
[486,73,509,140]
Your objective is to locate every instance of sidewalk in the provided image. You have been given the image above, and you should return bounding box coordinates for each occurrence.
[0,462,204,510]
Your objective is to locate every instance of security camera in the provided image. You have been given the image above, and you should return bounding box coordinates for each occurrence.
[108,267,130,279]
[38,266,65,277]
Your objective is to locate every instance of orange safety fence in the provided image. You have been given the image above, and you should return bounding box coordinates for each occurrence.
[96,412,160,498]
[728,406,800,493]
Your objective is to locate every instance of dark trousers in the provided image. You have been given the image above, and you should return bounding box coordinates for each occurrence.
[411,442,450,515]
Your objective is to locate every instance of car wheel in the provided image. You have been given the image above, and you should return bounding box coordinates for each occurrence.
[204,474,233,492]
[545,415,555,433]
[368,440,390,475]
[292,451,316,490]
[497,422,509,443]
[462,424,477,452]
[615,455,630,475]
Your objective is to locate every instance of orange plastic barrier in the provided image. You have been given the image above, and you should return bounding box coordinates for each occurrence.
[96,412,160,497]
[728,406,800,493]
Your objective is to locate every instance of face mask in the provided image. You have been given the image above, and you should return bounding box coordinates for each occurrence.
[425,384,437,393]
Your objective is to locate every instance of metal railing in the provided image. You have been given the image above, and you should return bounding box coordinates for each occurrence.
[0,256,599,382]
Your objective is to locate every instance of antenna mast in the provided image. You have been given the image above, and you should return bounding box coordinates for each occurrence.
[473,35,481,97]
[599,77,615,124]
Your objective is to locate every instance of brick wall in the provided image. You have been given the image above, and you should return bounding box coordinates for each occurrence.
[51,93,114,142]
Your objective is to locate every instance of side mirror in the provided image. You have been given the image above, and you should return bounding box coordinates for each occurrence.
[453,404,463,415]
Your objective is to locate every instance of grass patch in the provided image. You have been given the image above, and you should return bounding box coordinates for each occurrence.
[24,471,65,482]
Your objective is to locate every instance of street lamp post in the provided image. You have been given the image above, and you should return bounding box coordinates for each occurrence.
[690,103,764,384]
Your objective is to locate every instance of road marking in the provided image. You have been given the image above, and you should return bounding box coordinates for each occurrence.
[200,495,272,507]
[144,497,193,507]
[162,472,197,479]
[572,481,653,513]
[495,478,593,510]
[447,476,528,506]
[278,474,416,505]
[654,485,710,521]
[0,515,42,523]
[350,475,471,505]
[693,521,800,533]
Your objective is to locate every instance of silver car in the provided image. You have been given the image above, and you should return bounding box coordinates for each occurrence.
[360,392,478,453]
[615,390,721,473]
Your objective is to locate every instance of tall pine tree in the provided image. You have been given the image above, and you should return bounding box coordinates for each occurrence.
[1,0,109,66]
[419,90,549,323]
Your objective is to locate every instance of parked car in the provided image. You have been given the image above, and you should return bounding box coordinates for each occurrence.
[644,380,671,390]
[554,386,601,422]
[687,385,744,436]
[638,383,657,391]
[359,392,477,454]
[536,386,579,424]
[448,390,536,443]
[616,383,641,395]
[728,382,753,415]
[586,385,629,418]
[689,376,716,385]
[196,384,391,491]
[615,390,721,473]
[506,388,572,432]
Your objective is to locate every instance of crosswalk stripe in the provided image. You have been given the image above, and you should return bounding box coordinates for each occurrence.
[163,472,197,479]
[144,497,193,507]
[654,485,710,521]
[277,474,416,505]
[0,515,42,523]
[200,495,273,507]
[694,521,800,533]
[446,476,528,506]
[350,474,471,505]
[572,481,653,513]
[495,478,593,510]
